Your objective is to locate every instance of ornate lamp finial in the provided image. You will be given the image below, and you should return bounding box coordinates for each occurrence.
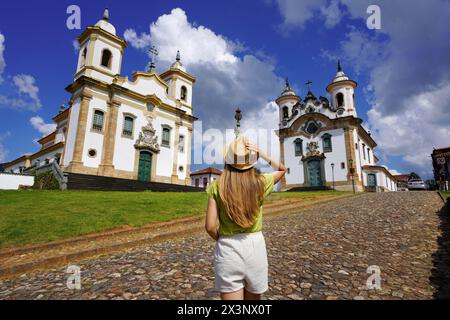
[103,8,109,21]
[234,108,242,137]
[176,50,181,62]
[60,103,66,113]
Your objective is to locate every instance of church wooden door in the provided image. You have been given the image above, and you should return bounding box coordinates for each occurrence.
[307,159,322,187]
[138,151,152,182]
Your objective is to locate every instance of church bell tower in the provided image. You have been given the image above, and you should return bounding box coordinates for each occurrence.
[326,61,358,117]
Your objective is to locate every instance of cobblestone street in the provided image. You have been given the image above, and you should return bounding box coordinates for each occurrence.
[0,192,446,300]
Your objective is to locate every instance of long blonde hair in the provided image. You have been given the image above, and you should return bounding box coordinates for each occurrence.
[217,164,266,228]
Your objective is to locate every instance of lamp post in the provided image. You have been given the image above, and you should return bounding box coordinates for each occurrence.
[349,159,355,194]
[331,163,335,190]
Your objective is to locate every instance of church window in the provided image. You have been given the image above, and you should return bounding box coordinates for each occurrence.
[367,148,371,163]
[181,86,188,101]
[294,138,303,156]
[341,162,345,169]
[336,93,344,107]
[179,166,184,172]
[162,127,171,146]
[122,116,134,137]
[178,135,185,153]
[92,110,104,131]
[195,178,199,187]
[355,143,358,150]
[282,106,289,119]
[81,47,87,66]
[362,144,366,160]
[100,49,112,68]
[306,122,319,134]
[322,134,332,153]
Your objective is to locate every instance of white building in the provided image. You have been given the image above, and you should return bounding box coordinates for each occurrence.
[190,167,222,188]
[3,10,197,185]
[276,62,397,192]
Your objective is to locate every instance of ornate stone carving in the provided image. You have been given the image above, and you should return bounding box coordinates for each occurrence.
[134,117,160,153]
[305,141,321,157]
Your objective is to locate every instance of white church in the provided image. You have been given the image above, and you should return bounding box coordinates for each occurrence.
[3,10,197,186]
[276,62,397,192]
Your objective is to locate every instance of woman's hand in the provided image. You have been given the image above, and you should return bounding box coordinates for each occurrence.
[245,142,261,156]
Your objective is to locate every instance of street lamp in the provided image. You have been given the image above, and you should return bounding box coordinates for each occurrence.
[331,163,335,190]
[349,159,355,194]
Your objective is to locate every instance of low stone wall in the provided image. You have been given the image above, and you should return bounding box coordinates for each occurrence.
[0,172,34,190]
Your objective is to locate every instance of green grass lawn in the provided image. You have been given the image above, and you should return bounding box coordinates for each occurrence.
[440,191,450,200]
[0,190,348,248]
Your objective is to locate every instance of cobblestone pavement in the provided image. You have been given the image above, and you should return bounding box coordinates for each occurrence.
[0,192,445,300]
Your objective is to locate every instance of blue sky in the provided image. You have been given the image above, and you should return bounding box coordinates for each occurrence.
[1,0,449,178]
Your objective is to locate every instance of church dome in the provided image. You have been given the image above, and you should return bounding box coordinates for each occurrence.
[170,50,187,72]
[95,8,116,35]
[280,78,297,97]
[332,60,349,83]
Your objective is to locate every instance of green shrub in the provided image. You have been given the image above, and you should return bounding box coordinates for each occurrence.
[33,171,60,190]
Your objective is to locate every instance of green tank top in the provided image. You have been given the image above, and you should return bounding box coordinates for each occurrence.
[206,173,275,236]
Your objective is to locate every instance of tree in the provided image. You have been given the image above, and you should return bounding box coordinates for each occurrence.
[409,172,421,180]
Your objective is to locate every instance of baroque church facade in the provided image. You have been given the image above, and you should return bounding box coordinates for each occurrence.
[3,10,196,185]
[276,63,397,192]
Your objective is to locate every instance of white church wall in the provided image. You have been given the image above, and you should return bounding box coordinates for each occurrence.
[174,78,193,106]
[176,125,189,180]
[0,173,34,190]
[354,130,363,178]
[63,99,81,166]
[322,129,347,183]
[122,77,176,108]
[113,104,146,172]
[32,148,64,167]
[82,97,107,168]
[91,35,122,76]
[283,136,304,185]
[153,113,176,178]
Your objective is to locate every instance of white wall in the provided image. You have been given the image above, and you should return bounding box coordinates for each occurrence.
[82,97,107,168]
[0,173,34,190]
[63,98,81,166]
[191,173,219,187]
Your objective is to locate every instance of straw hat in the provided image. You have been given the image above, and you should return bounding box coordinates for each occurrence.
[224,135,259,171]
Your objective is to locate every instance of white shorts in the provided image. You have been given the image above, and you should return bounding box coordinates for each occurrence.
[214,231,268,294]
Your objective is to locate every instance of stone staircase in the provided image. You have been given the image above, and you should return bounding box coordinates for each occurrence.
[66,173,203,192]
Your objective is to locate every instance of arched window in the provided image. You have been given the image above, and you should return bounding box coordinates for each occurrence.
[81,47,87,66]
[122,115,134,137]
[92,110,104,131]
[162,127,171,146]
[282,106,289,119]
[336,92,344,107]
[294,138,303,156]
[322,133,332,153]
[180,86,188,101]
[101,49,112,68]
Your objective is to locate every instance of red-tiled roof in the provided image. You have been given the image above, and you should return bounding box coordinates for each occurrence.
[190,167,222,176]
[393,174,410,182]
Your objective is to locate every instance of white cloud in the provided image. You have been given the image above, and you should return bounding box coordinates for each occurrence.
[0,74,42,111]
[124,8,283,133]
[0,32,5,83]
[30,116,56,136]
[275,0,327,29]
[320,1,344,29]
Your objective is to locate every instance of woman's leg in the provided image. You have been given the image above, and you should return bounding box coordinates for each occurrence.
[244,289,261,300]
[221,288,244,300]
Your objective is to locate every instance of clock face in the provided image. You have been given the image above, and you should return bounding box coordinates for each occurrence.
[337,108,345,115]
